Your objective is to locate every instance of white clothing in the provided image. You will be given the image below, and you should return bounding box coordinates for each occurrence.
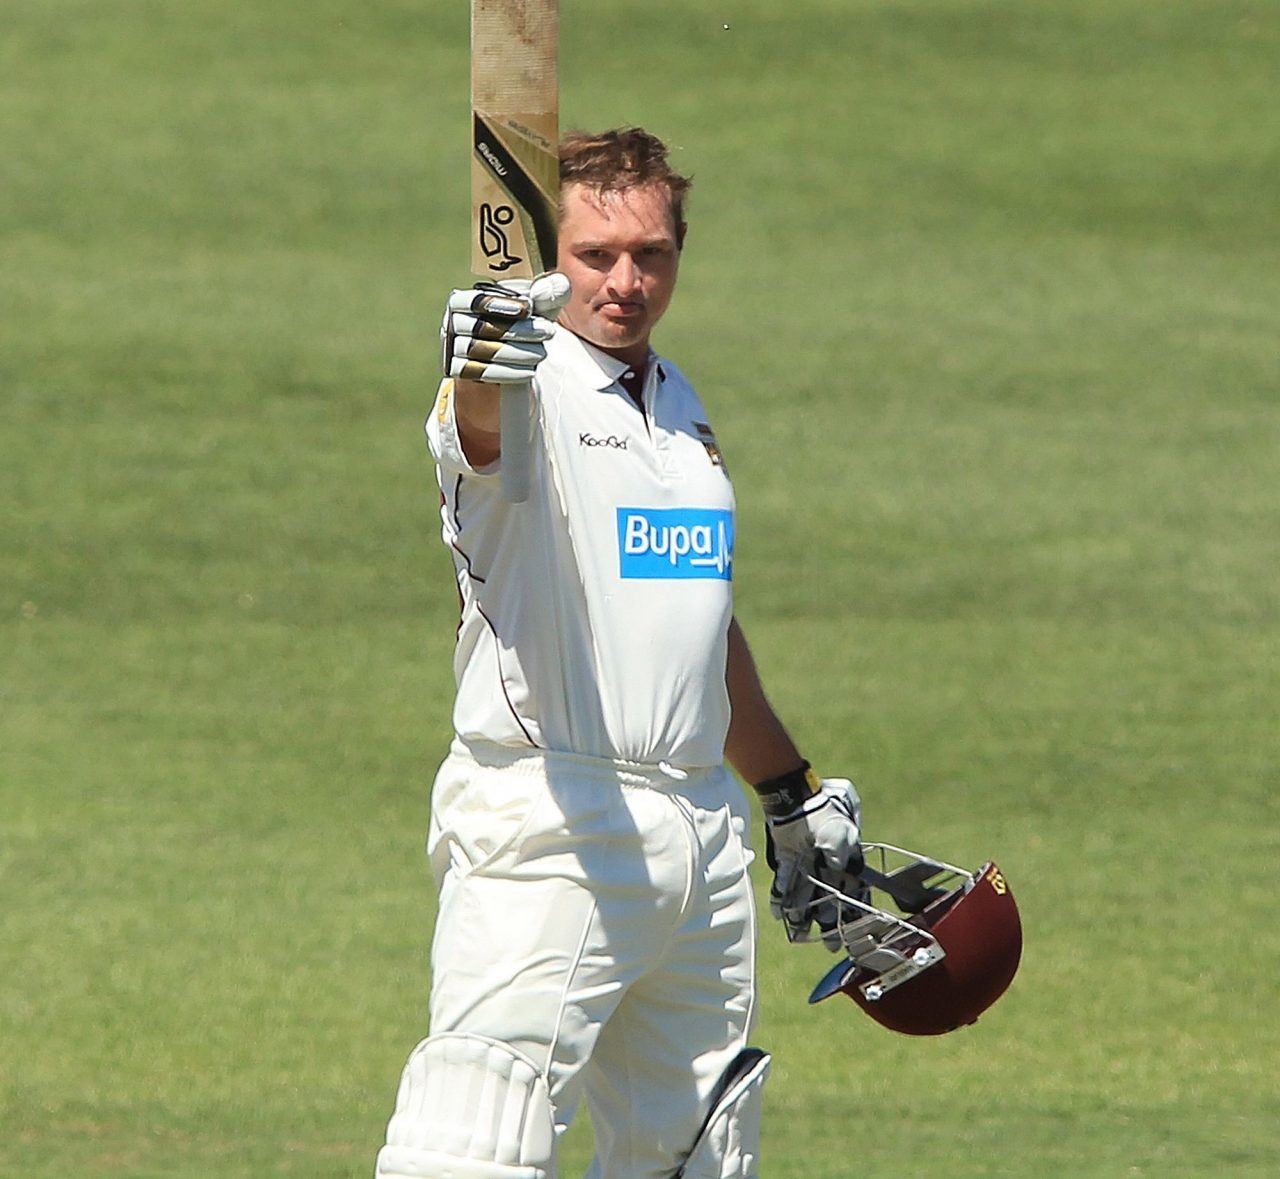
[380,329,764,1178]
[427,328,736,770]
[424,741,758,1178]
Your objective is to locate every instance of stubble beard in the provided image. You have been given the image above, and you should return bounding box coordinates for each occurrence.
[565,306,651,357]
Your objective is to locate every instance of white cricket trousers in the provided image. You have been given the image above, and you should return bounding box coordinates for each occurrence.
[419,739,759,1178]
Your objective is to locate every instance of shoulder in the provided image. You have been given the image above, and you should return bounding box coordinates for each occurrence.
[653,353,694,390]
[542,327,600,375]
[652,354,711,415]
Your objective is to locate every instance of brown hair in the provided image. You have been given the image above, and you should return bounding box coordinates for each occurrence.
[559,127,692,249]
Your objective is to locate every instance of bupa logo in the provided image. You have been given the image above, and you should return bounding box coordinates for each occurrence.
[616,508,734,581]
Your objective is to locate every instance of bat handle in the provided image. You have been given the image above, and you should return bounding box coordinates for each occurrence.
[500,381,532,502]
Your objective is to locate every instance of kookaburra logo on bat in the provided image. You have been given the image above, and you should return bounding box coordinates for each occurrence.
[479,202,522,272]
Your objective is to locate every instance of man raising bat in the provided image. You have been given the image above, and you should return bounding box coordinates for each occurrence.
[375,129,865,1179]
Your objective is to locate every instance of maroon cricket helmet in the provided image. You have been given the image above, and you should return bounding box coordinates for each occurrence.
[808,845,1022,1036]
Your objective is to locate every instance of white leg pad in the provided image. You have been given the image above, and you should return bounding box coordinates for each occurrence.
[678,1049,771,1179]
[375,1033,556,1179]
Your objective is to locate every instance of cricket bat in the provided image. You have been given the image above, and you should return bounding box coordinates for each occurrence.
[471,0,560,502]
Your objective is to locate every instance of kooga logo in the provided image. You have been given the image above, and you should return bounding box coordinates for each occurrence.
[616,507,734,580]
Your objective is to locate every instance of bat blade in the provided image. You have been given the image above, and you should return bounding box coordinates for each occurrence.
[471,0,559,279]
[470,0,559,503]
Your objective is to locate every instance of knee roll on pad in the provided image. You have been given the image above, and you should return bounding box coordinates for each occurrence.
[677,1048,771,1179]
[375,1033,556,1179]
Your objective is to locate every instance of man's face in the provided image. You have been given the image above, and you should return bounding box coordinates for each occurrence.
[555,182,682,365]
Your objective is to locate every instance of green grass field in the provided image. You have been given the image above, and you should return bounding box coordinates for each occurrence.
[3,1,1277,1175]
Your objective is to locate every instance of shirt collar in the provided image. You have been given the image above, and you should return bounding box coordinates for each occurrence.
[552,326,657,392]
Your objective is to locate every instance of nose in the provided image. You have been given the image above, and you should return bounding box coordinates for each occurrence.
[606,252,641,295]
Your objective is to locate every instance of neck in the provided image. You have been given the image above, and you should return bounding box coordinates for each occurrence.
[596,339,652,370]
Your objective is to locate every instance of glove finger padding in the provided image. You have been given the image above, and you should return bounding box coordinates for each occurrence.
[810,863,870,951]
[445,358,548,384]
[447,336,548,366]
[808,780,864,951]
[446,273,571,321]
[480,272,572,318]
[448,312,559,344]
[446,287,531,321]
[783,885,819,943]
[764,826,810,941]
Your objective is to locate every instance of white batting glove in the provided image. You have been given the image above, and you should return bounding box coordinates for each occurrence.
[441,272,571,384]
[760,765,864,951]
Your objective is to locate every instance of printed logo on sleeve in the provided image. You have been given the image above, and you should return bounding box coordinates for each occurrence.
[693,422,726,468]
[616,507,734,580]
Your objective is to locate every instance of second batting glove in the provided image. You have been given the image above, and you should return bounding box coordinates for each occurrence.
[441,272,571,384]
[760,764,864,951]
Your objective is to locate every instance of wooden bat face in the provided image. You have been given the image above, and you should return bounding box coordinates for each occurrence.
[471,0,559,279]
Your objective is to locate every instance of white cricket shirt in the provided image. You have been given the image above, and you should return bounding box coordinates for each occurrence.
[427,328,736,769]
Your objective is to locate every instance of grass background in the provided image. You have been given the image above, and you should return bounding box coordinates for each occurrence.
[2,0,1277,1175]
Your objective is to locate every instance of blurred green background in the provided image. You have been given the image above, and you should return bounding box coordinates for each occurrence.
[2,1,1277,1175]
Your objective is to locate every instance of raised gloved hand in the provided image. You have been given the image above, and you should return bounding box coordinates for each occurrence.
[760,764,864,951]
[441,272,571,384]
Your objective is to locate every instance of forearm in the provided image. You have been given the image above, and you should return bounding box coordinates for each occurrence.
[450,377,503,467]
[724,616,805,787]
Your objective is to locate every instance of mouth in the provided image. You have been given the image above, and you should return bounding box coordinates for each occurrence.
[597,300,645,318]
